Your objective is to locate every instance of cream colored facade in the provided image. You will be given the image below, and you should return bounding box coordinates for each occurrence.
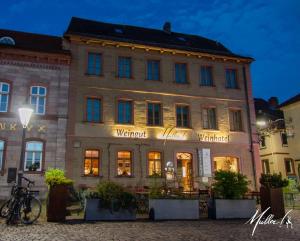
[65,35,261,191]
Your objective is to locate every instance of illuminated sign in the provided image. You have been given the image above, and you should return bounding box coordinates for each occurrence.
[0,122,47,133]
[114,128,147,139]
[157,127,187,141]
[198,133,229,143]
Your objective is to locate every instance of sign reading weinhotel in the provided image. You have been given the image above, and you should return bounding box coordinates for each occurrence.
[198,133,230,143]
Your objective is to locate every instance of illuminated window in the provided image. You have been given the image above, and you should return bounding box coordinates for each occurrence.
[117,100,133,124]
[147,60,160,81]
[176,105,190,128]
[225,69,238,89]
[148,152,162,176]
[24,141,43,171]
[285,159,294,175]
[200,66,213,86]
[117,151,132,176]
[262,159,270,174]
[0,140,4,171]
[86,98,102,122]
[147,102,162,126]
[30,86,46,115]
[0,82,10,112]
[214,156,239,172]
[229,109,243,131]
[84,150,99,176]
[87,53,102,75]
[175,63,187,84]
[202,107,217,129]
[118,57,132,78]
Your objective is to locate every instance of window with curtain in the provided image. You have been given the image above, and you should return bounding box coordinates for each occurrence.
[0,82,10,112]
[84,150,100,176]
[225,69,238,89]
[176,105,190,127]
[118,57,132,78]
[117,151,132,176]
[147,60,160,81]
[0,140,4,171]
[200,66,213,86]
[202,108,217,129]
[147,102,162,126]
[117,100,133,124]
[230,109,243,131]
[148,152,162,176]
[175,63,187,84]
[86,98,102,122]
[24,141,43,171]
[87,53,102,75]
[30,86,46,115]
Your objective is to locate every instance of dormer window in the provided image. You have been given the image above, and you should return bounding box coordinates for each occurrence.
[0,36,15,45]
[114,28,123,34]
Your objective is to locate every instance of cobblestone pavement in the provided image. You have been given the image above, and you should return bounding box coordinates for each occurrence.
[0,211,300,241]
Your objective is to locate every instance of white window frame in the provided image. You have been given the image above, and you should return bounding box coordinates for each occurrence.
[24,141,43,172]
[0,140,4,171]
[0,82,10,112]
[30,86,47,115]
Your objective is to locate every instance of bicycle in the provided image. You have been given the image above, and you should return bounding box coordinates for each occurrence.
[2,176,42,225]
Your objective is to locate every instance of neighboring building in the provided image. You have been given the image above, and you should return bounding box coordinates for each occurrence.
[0,29,70,197]
[255,97,295,179]
[280,94,300,180]
[64,17,260,191]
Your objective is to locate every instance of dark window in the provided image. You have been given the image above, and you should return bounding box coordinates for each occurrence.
[176,105,190,127]
[226,69,238,89]
[281,132,288,146]
[285,159,294,175]
[262,159,270,174]
[200,66,213,86]
[230,110,243,131]
[117,151,132,176]
[147,103,162,126]
[260,136,266,148]
[202,108,217,129]
[147,60,160,81]
[118,57,132,78]
[175,63,187,84]
[87,53,102,75]
[84,150,100,176]
[86,98,102,122]
[117,100,133,124]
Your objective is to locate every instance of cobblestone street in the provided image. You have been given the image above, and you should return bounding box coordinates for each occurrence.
[0,210,300,241]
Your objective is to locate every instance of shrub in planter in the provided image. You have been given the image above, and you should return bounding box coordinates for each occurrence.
[84,181,137,221]
[210,170,255,219]
[260,173,288,219]
[45,168,73,222]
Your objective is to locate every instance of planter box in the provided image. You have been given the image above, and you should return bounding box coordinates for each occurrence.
[84,199,136,221]
[47,185,68,222]
[260,186,285,219]
[213,199,256,219]
[149,199,199,220]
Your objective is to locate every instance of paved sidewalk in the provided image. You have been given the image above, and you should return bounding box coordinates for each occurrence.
[0,211,299,241]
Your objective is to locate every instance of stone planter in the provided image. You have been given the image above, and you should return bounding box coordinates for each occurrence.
[84,198,136,221]
[212,199,256,219]
[260,186,285,219]
[149,199,199,220]
[47,184,68,222]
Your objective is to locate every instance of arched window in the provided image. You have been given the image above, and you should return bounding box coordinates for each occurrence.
[30,86,46,115]
[0,36,15,45]
[0,82,10,112]
[24,141,43,171]
[0,140,5,171]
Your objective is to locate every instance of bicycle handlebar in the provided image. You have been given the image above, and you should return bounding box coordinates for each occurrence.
[21,176,35,186]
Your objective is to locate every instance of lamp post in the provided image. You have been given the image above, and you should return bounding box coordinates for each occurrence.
[17,106,33,186]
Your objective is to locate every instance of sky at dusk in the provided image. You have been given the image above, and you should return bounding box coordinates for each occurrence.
[1,0,299,103]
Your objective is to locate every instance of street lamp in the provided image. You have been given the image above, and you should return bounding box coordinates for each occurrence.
[17,106,33,186]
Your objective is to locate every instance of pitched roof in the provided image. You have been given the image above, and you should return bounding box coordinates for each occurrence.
[0,29,69,55]
[279,93,300,108]
[65,17,252,60]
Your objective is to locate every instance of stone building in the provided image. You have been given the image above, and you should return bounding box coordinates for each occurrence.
[64,17,260,191]
[0,29,70,197]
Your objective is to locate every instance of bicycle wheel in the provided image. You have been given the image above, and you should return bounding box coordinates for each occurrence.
[20,197,42,224]
[0,200,11,218]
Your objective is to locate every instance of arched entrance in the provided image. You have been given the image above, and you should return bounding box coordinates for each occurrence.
[176,152,193,191]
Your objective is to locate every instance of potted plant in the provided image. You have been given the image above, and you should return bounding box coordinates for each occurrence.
[210,170,256,219]
[148,183,199,220]
[84,181,137,221]
[260,173,288,219]
[45,168,73,222]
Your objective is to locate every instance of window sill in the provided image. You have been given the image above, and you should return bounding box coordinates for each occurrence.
[173,81,190,85]
[147,124,164,128]
[115,123,134,126]
[85,73,104,77]
[115,175,135,178]
[23,171,44,175]
[199,84,216,88]
[225,87,240,90]
[202,128,219,132]
[176,126,192,130]
[116,76,134,80]
[145,79,161,82]
[82,121,104,125]
[81,174,103,178]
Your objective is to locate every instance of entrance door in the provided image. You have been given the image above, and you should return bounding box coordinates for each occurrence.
[176,152,193,191]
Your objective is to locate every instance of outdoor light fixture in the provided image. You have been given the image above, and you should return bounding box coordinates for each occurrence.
[18,106,34,128]
[256,119,267,128]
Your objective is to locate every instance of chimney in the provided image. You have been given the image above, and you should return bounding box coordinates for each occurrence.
[163,22,171,34]
[268,97,279,109]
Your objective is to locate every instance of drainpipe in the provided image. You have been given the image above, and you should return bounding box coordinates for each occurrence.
[243,65,257,190]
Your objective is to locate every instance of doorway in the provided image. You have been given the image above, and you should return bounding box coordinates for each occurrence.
[176,152,193,191]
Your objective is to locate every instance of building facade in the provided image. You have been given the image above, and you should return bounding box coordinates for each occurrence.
[0,29,70,197]
[64,17,261,191]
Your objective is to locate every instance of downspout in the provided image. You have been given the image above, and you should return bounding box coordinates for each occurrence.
[243,65,257,190]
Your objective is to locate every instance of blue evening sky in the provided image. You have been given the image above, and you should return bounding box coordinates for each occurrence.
[1,0,299,103]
